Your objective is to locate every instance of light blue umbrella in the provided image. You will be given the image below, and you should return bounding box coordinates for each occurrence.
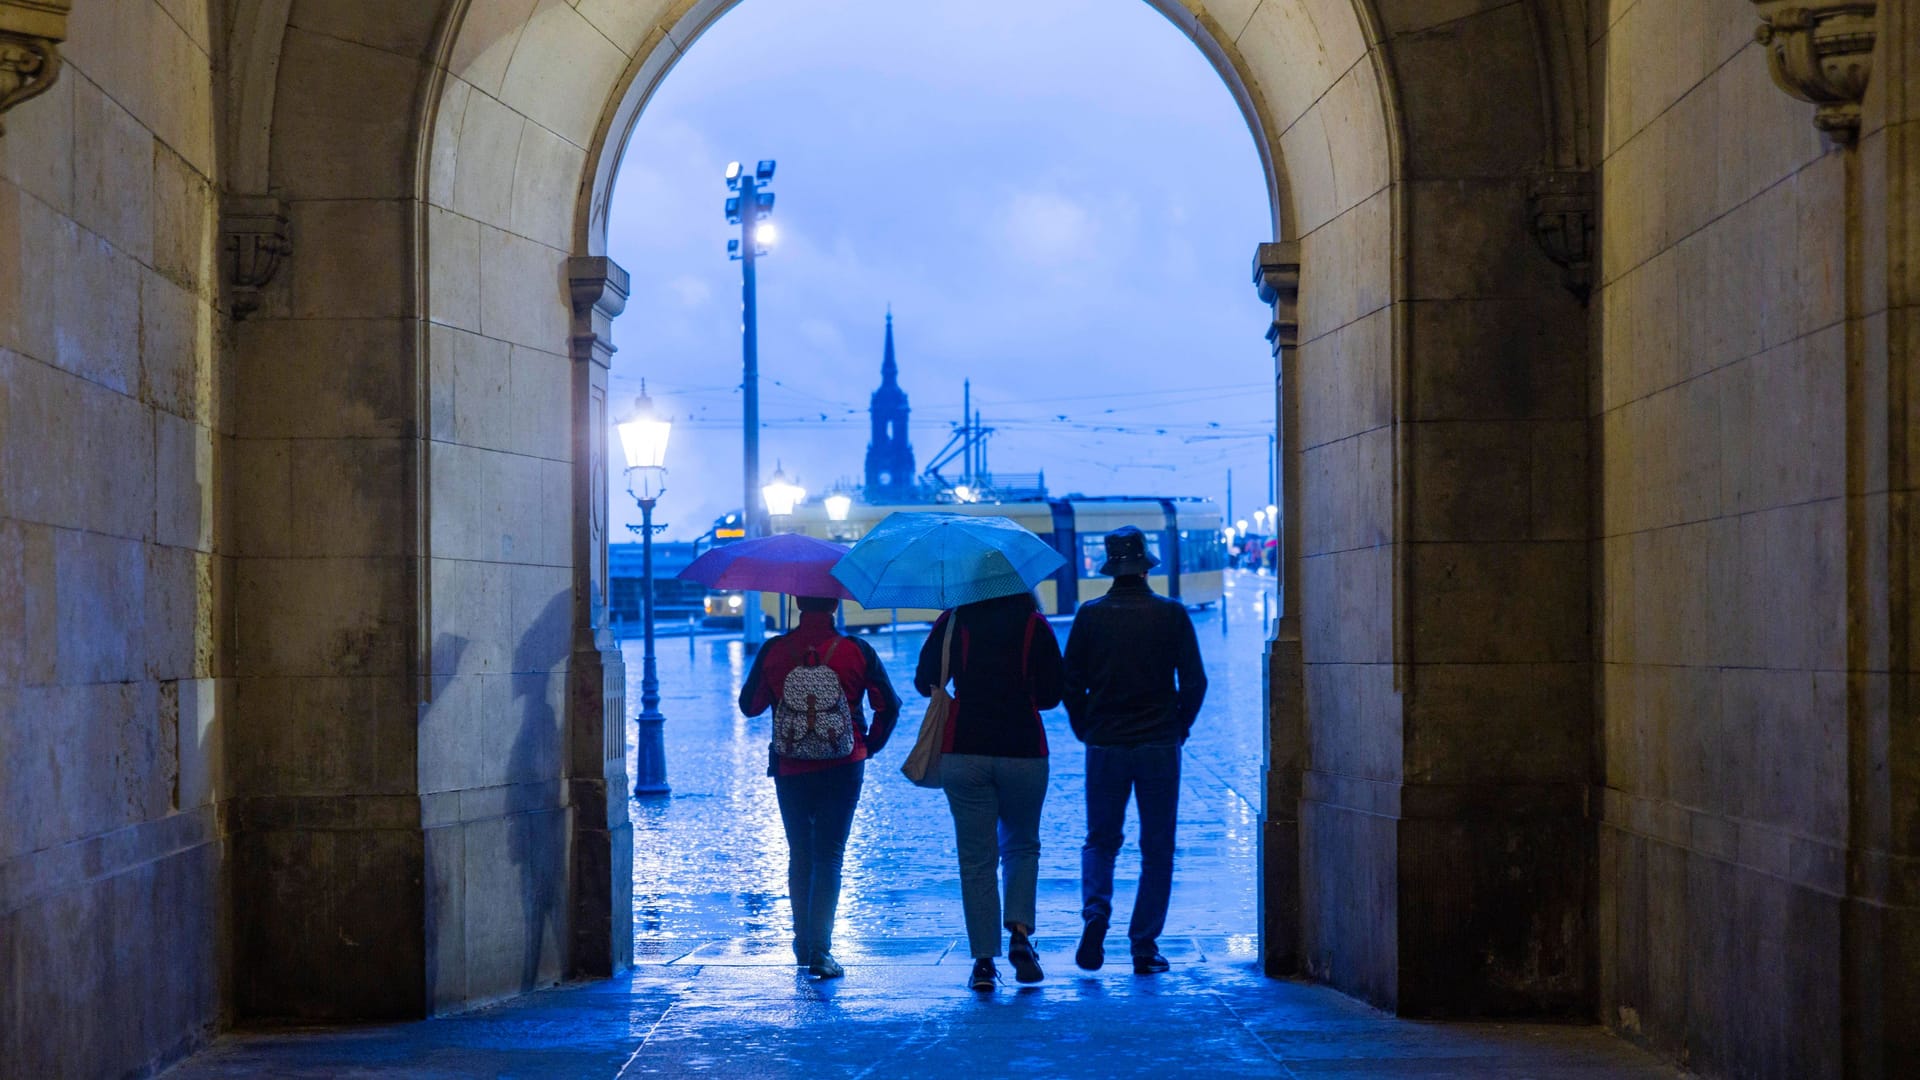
[831,511,1067,610]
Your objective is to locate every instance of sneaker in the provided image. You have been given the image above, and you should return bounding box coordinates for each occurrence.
[1075,917,1108,971]
[1132,951,1170,975]
[1008,931,1045,984]
[969,957,999,992]
[808,953,845,980]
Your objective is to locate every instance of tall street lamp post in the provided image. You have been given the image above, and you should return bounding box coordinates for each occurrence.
[727,159,777,651]
[619,384,673,797]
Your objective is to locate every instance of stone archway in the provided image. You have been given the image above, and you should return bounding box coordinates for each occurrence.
[225,0,1597,1026]
[413,0,1396,1010]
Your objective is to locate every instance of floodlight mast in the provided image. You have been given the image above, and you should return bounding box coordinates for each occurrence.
[727,158,776,649]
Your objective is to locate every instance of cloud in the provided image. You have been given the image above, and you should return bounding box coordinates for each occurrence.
[998,191,1095,267]
[667,276,713,308]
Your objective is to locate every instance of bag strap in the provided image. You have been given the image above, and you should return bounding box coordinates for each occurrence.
[937,615,957,687]
[820,637,843,666]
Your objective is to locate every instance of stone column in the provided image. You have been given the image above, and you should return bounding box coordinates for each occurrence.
[565,256,632,978]
[1254,241,1302,976]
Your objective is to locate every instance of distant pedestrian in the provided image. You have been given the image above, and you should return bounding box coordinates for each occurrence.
[915,591,1065,991]
[1063,526,1208,975]
[739,595,902,979]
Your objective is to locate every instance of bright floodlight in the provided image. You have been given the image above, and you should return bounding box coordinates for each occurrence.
[755,222,778,246]
[617,384,671,470]
[953,484,975,503]
[725,161,742,181]
[824,493,853,522]
[762,464,805,517]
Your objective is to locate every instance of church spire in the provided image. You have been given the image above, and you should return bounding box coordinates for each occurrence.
[881,304,897,384]
[866,306,915,502]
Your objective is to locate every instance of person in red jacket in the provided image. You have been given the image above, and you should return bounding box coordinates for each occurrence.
[739,595,901,980]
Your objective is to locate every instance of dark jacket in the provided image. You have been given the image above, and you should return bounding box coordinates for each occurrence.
[914,593,1065,758]
[1062,577,1207,746]
[740,611,902,776]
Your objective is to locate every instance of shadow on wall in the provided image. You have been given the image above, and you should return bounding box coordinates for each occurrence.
[508,587,573,991]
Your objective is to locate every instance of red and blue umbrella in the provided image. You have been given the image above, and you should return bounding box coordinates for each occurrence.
[676,532,854,600]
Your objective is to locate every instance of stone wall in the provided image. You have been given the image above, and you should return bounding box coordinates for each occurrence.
[1379,0,1595,1017]
[0,1,227,1075]
[419,0,612,1006]
[224,1,436,1021]
[1590,1,1917,1075]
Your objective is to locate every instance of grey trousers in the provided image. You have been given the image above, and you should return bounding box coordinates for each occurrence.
[940,753,1049,959]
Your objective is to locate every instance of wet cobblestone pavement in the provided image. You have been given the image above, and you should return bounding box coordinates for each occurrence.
[166,573,1686,1078]
[628,572,1273,964]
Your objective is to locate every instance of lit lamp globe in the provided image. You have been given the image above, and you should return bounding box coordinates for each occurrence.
[824,493,853,522]
[1265,503,1279,523]
[1236,518,1250,534]
[617,385,672,500]
[762,464,805,519]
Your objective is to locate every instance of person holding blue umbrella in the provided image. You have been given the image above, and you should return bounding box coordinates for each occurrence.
[916,588,1064,991]
[833,512,1068,991]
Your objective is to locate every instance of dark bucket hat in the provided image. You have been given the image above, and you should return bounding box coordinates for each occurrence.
[1099,525,1160,576]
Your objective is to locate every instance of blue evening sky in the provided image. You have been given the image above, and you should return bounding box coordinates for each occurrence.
[605,0,1276,541]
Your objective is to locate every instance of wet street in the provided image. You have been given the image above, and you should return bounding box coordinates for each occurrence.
[168,573,1684,1077]
[624,570,1276,964]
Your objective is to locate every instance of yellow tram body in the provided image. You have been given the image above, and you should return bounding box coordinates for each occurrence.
[739,497,1225,629]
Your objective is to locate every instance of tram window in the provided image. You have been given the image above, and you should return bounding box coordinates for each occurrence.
[1179,529,1226,573]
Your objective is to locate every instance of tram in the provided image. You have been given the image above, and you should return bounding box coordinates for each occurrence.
[701,498,1226,629]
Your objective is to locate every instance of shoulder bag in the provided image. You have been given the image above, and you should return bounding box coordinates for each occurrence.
[900,616,957,788]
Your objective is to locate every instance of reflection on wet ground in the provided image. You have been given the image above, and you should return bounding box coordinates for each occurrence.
[624,571,1277,963]
[169,569,1686,1078]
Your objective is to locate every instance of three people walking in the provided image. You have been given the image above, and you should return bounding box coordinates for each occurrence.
[728,520,1208,992]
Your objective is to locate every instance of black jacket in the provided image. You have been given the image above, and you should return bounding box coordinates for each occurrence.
[915,594,1065,758]
[1062,578,1207,746]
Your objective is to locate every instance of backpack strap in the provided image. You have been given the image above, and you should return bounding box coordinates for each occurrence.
[819,637,843,666]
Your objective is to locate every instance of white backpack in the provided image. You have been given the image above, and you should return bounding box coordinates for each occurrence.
[773,639,855,760]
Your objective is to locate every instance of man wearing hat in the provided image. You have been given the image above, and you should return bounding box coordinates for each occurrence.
[1063,525,1208,974]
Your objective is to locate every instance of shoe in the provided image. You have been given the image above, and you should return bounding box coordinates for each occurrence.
[969,958,999,992]
[1075,917,1108,971]
[808,953,844,979]
[1008,931,1045,984]
[1132,952,1170,975]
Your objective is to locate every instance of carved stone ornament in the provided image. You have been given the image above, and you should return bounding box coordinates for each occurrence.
[222,194,292,320]
[0,0,69,137]
[1751,2,1877,142]
[1528,169,1595,302]
[1252,241,1301,355]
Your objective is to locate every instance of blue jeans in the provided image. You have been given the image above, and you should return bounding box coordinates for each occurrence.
[1081,741,1181,956]
[940,753,1049,959]
[774,760,865,961]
